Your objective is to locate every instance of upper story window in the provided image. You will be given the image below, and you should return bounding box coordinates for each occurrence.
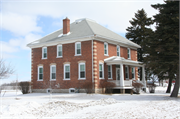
[132,67,135,79]
[108,65,112,79]
[125,66,129,79]
[104,42,108,56]
[57,45,62,57]
[79,63,86,79]
[99,63,104,79]
[42,47,47,59]
[117,45,120,57]
[38,66,43,81]
[75,42,81,56]
[127,48,131,59]
[64,64,70,80]
[50,65,56,80]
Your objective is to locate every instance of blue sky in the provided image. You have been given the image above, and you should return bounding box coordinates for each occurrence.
[0,0,164,84]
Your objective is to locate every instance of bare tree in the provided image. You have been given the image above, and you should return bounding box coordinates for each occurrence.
[0,58,14,79]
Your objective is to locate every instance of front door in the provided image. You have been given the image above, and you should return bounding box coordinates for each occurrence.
[116,68,120,80]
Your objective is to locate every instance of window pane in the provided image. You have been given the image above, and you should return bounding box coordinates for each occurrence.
[99,71,102,78]
[80,72,85,78]
[65,66,70,72]
[108,72,111,78]
[108,66,110,72]
[39,68,43,73]
[80,64,85,71]
[59,46,62,51]
[58,51,62,56]
[52,73,56,79]
[104,44,106,49]
[99,64,102,71]
[39,74,43,80]
[126,73,128,78]
[44,48,47,53]
[66,72,70,78]
[105,50,107,54]
[77,44,81,49]
[132,74,134,78]
[52,67,56,73]
[77,49,81,54]
[44,53,47,58]
[132,68,134,73]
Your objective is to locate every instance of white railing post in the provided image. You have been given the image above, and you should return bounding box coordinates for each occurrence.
[120,64,124,87]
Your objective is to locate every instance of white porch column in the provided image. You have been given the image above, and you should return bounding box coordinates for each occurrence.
[142,65,146,88]
[120,63,124,87]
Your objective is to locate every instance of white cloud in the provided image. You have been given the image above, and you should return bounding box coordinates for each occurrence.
[1,13,42,36]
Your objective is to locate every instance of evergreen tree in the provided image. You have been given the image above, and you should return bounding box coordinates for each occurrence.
[126,9,153,81]
[149,1,179,97]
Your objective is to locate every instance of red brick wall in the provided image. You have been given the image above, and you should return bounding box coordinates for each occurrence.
[32,40,92,89]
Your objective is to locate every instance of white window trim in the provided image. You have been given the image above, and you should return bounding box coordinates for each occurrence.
[132,67,135,79]
[75,42,81,56]
[57,45,63,58]
[108,65,112,79]
[99,63,104,79]
[117,45,120,57]
[78,63,86,80]
[42,47,47,59]
[38,66,43,81]
[128,48,131,59]
[64,64,70,80]
[104,42,108,56]
[50,65,56,80]
[125,66,129,79]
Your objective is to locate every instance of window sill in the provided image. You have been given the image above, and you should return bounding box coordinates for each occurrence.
[78,78,86,80]
[99,78,104,80]
[63,79,70,80]
[108,78,113,80]
[42,58,47,60]
[50,79,56,81]
[56,56,63,58]
[104,54,109,56]
[74,54,81,56]
[127,58,131,60]
[37,80,43,81]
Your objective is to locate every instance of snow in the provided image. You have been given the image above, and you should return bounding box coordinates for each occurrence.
[0,87,180,119]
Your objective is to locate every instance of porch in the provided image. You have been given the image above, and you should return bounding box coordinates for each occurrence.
[104,56,146,93]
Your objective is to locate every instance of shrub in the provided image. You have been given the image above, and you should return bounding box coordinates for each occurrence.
[19,81,31,94]
[82,81,93,94]
[132,80,144,94]
[100,81,116,94]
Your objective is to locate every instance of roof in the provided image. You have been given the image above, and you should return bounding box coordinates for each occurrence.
[104,56,144,67]
[27,18,141,48]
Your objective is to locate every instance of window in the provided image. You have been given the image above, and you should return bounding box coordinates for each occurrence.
[104,42,108,55]
[57,45,62,57]
[38,66,43,80]
[132,67,135,79]
[117,45,120,57]
[64,64,70,80]
[127,48,131,59]
[50,65,56,80]
[79,63,86,79]
[108,65,112,79]
[42,47,47,59]
[99,63,104,79]
[75,42,81,55]
[125,66,129,79]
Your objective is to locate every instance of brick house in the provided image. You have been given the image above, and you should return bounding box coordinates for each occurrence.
[27,18,146,93]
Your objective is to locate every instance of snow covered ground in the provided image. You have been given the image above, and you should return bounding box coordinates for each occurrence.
[0,86,180,119]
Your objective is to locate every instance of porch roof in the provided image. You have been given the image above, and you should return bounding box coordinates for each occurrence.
[104,56,144,67]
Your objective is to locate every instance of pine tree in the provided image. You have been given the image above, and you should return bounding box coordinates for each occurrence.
[150,1,179,97]
[126,9,153,81]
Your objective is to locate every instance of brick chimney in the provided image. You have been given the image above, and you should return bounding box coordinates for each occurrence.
[63,17,70,34]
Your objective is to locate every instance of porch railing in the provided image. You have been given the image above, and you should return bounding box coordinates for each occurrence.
[107,80,132,87]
